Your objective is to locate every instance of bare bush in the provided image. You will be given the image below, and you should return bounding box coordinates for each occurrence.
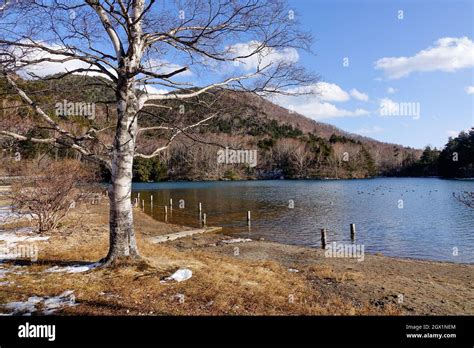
[10,160,96,232]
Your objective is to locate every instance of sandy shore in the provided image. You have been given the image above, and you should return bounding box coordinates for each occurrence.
[171,233,473,315]
[0,197,472,315]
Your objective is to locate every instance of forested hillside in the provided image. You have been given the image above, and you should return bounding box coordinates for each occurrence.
[1,75,423,181]
[397,129,474,178]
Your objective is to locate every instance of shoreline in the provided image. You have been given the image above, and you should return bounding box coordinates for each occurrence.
[130,176,474,184]
[0,196,472,315]
[134,206,474,315]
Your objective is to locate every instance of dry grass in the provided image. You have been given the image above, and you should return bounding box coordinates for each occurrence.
[0,200,400,316]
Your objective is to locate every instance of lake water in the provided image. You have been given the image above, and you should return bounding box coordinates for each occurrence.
[133,178,474,263]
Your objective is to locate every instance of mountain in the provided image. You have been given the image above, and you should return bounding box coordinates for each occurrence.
[0,75,421,181]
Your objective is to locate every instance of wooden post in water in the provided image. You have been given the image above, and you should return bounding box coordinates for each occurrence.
[247,211,251,227]
[137,192,140,200]
[202,213,207,227]
[350,224,356,241]
[164,205,168,222]
[198,202,202,223]
[321,228,327,249]
[142,200,145,211]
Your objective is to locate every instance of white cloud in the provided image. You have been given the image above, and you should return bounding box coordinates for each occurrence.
[12,44,190,81]
[10,42,115,79]
[270,82,371,120]
[292,101,369,119]
[318,82,350,102]
[282,82,350,102]
[387,87,398,94]
[465,86,474,95]
[227,40,299,71]
[375,37,474,79]
[355,126,384,135]
[350,88,369,101]
[272,95,369,120]
[446,130,459,137]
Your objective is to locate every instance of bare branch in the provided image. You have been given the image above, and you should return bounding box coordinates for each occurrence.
[135,114,217,159]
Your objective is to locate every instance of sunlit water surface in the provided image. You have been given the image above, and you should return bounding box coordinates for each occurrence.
[133,178,474,263]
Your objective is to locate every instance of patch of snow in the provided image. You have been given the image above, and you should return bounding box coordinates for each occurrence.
[172,293,185,303]
[222,238,252,244]
[42,291,76,315]
[0,230,49,247]
[288,268,300,273]
[45,262,100,274]
[168,268,192,282]
[4,299,37,314]
[161,268,193,283]
[2,291,76,315]
[0,267,8,278]
[0,209,33,225]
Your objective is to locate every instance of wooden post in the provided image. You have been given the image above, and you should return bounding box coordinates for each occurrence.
[321,228,327,249]
[198,202,202,214]
[164,206,168,222]
[137,192,140,200]
[247,211,251,227]
[142,200,145,211]
[350,223,356,241]
[202,213,207,227]
[169,198,173,207]
[150,195,153,204]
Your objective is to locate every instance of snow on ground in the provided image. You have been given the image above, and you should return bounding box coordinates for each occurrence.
[0,265,26,278]
[0,281,14,286]
[161,268,193,283]
[0,229,49,246]
[2,291,76,315]
[44,262,101,274]
[221,238,252,244]
[0,207,32,225]
[0,267,9,278]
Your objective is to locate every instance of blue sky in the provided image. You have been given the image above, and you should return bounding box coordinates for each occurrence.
[10,0,473,149]
[281,0,473,149]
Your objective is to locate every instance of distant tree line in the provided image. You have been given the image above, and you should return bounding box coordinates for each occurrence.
[393,128,474,178]
[1,75,422,182]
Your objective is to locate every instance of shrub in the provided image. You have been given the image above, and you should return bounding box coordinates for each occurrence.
[9,159,96,232]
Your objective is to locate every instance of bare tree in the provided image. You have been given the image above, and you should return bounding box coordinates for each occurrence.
[0,0,316,266]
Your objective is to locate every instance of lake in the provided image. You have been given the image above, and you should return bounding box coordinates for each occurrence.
[132,178,474,263]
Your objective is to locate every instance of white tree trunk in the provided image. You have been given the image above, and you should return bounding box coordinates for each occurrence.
[103,76,140,265]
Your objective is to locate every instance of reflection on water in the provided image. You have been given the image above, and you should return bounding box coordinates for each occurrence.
[133,178,474,263]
